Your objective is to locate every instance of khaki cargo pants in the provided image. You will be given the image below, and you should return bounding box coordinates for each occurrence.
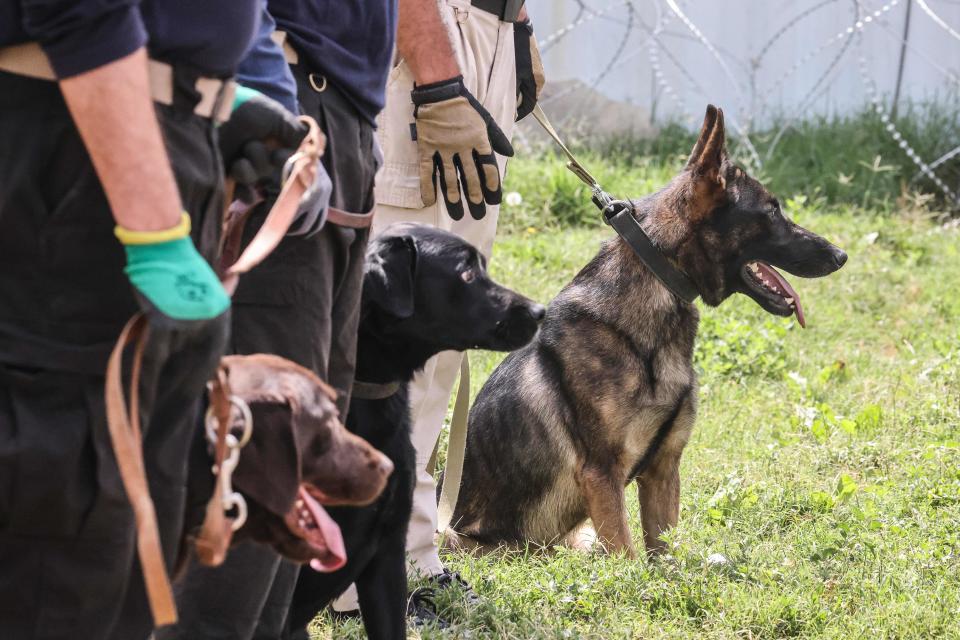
[334,0,517,610]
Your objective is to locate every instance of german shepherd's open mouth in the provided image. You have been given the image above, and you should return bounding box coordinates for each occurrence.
[741,261,806,326]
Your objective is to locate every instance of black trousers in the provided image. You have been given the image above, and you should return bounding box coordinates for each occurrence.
[0,71,229,640]
[159,69,378,640]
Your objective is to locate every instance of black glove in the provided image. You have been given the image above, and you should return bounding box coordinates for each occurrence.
[219,86,308,201]
[514,20,545,122]
[411,76,514,221]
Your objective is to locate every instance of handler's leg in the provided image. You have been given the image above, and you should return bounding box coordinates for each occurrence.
[0,74,228,640]
[332,0,517,617]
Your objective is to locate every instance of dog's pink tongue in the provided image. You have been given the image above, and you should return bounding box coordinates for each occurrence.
[299,487,347,572]
[757,263,806,328]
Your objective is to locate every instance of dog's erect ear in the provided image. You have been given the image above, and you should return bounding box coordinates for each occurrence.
[232,401,302,519]
[686,104,727,180]
[363,235,418,319]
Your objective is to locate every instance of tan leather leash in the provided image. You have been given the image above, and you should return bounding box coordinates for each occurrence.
[104,315,177,624]
[432,354,470,534]
[221,116,325,294]
[103,115,324,627]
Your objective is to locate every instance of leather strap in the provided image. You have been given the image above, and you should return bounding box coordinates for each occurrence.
[326,207,375,229]
[435,354,470,533]
[532,103,700,304]
[104,315,178,626]
[102,114,324,628]
[192,368,235,567]
[0,42,235,122]
[605,205,700,304]
[221,115,325,295]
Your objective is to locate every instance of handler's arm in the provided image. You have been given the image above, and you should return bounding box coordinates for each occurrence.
[397,0,460,84]
[59,48,183,232]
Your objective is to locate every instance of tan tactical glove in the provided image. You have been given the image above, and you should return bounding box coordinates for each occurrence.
[514,19,545,121]
[412,76,514,221]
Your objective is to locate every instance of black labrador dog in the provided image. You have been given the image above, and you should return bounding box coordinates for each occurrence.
[283,223,545,640]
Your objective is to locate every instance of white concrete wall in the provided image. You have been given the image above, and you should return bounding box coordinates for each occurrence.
[528,0,960,129]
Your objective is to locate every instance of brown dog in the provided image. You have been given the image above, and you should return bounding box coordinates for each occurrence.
[183,354,393,571]
[450,105,847,557]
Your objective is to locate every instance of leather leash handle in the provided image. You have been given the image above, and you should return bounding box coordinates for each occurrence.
[102,114,325,629]
[435,354,471,534]
[105,315,178,626]
[221,115,324,295]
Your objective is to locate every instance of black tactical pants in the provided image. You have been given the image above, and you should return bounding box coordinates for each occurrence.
[161,70,378,640]
[0,70,229,640]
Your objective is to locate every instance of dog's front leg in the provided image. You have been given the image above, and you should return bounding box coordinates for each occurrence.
[636,450,681,555]
[577,465,635,558]
[355,535,409,640]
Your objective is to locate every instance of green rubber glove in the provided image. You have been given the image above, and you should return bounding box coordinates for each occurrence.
[118,215,230,321]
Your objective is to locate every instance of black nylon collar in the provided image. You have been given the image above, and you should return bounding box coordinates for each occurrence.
[602,201,700,304]
[352,380,402,401]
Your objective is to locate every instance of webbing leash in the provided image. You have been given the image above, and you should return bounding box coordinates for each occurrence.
[435,106,701,539]
[104,115,324,627]
[434,355,470,534]
[531,105,699,303]
[531,104,615,210]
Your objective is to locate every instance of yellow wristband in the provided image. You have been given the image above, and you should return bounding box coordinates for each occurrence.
[114,213,192,246]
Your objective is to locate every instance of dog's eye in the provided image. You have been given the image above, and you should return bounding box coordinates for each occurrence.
[461,269,477,283]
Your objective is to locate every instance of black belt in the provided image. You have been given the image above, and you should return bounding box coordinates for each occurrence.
[470,0,524,22]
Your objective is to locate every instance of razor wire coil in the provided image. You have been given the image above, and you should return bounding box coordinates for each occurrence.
[531,0,960,207]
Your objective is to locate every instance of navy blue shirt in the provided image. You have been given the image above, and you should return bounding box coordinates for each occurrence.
[237,0,299,115]
[268,0,398,124]
[0,0,260,78]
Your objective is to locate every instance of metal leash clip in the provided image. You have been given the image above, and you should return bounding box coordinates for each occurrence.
[205,395,254,531]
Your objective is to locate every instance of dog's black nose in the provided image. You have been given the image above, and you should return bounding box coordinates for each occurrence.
[527,304,546,323]
[832,247,848,269]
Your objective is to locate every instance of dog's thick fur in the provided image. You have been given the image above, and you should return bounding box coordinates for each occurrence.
[450,106,848,558]
[285,223,545,640]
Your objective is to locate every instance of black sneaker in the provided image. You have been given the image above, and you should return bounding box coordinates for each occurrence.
[430,569,481,607]
[406,586,450,629]
[406,568,482,629]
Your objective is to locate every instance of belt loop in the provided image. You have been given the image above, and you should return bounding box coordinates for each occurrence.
[213,81,237,124]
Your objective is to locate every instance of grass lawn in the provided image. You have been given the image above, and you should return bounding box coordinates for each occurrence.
[311,197,960,638]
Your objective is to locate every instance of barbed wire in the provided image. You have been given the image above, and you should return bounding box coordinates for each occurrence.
[532,0,959,207]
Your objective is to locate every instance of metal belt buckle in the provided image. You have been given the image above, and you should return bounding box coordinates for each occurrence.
[502,0,524,22]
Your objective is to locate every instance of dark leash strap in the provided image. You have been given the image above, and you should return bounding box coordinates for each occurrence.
[531,105,700,304]
[351,379,402,401]
[104,115,325,628]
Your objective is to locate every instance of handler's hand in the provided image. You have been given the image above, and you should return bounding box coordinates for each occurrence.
[116,213,230,325]
[412,76,514,221]
[218,86,308,200]
[514,20,545,122]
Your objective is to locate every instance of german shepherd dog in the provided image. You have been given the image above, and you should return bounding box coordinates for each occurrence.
[449,105,848,557]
